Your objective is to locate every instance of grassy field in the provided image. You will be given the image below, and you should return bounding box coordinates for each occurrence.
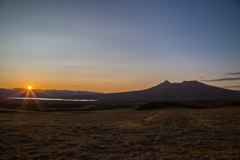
[1,108,240,159]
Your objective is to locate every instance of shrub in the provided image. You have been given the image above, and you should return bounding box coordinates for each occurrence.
[135,101,183,110]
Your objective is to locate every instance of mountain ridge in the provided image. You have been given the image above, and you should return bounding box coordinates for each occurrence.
[1,80,239,103]
[0,88,103,99]
[65,80,240,103]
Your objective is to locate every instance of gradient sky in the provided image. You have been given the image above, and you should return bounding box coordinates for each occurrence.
[0,0,240,93]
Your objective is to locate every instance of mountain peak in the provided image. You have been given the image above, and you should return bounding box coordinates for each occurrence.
[182,80,204,85]
[182,80,199,83]
[163,80,171,84]
[149,80,172,90]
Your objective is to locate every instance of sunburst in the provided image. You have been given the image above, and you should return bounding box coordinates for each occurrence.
[8,85,50,112]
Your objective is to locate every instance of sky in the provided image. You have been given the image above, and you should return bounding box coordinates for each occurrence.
[0,0,240,93]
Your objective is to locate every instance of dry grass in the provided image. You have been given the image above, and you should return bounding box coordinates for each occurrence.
[1,108,240,159]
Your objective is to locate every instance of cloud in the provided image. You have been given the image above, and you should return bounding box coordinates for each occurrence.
[202,77,240,82]
[74,85,81,87]
[198,76,204,78]
[222,86,240,88]
[225,72,240,75]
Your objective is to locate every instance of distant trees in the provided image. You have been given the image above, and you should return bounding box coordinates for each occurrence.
[226,101,240,107]
[135,101,183,110]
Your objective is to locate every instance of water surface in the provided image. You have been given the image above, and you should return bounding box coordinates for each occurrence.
[7,97,98,101]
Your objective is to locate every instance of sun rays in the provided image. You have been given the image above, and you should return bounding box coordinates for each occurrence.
[8,86,52,112]
[29,89,42,112]
[20,89,31,110]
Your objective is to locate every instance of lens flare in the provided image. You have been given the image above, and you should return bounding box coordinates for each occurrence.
[7,85,45,112]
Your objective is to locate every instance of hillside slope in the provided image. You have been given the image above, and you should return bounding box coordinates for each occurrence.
[68,80,240,103]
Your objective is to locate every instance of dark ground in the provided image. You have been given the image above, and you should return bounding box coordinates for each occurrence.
[1,107,240,160]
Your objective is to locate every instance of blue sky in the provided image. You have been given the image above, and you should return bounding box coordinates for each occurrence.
[0,0,240,92]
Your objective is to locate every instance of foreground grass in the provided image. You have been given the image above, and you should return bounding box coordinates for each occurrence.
[0,108,44,114]
[0,108,133,115]
[0,108,240,159]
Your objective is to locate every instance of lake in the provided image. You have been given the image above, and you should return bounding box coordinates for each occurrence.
[7,97,98,102]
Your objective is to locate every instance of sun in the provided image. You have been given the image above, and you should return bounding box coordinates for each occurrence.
[27,86,32,90]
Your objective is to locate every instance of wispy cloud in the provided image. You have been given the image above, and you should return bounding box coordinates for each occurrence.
[225,72,240,75]
[202,77,240,82]
[222,86,240,88]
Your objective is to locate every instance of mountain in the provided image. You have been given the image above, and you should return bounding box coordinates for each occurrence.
[0,88,102,99]
[66,80,240,103]
[1,81,239,103]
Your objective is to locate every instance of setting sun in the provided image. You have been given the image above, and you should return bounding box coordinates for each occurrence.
[27,86,32,90]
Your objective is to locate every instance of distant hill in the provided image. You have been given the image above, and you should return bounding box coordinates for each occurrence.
[0,88,102,99]
[66,80,240,103]
[1,81,239,104]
